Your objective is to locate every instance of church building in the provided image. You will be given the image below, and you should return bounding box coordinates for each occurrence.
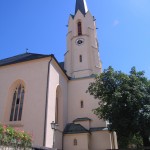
[0,0,118,149]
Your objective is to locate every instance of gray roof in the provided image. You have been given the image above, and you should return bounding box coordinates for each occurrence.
[64,123,108,134]
[59,62,64,70]
[64,123,89,134]
[0,53,51,67]
[0,52,70,79]
[73,117,91,122]
[75,0,88,15]
[90,127,108,132]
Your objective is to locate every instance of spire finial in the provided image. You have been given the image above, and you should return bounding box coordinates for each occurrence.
[75,0,88,15]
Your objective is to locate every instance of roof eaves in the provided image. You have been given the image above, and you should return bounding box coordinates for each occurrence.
[73,117,91,122]
[63,123,90,134]
[64,131,90,134]
[90,127,108,132]
[0,53,51,67]
[0,53,70,80]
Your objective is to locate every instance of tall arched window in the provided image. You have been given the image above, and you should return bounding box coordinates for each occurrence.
[77,21,82,36]
[55,86,61,125]
[10,84,25,121]
[55,97,58,124]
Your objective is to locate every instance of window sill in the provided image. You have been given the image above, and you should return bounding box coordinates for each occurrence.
[5,121,24,127]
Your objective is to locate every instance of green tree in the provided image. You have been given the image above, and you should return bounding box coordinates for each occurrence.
[87,66,150,148]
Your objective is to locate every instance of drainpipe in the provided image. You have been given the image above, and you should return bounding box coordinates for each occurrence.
[62,132,64,150]
[43,56,53,146]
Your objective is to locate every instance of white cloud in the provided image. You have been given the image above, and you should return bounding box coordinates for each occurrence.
[113,20,120,27]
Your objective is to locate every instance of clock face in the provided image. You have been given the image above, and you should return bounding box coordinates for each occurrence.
[76,38,84,46]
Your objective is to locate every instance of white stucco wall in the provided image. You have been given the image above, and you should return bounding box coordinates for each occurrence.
[64,133,89,150]
[45,59,68,149]
[0,57,51,146]
[90,131,112,150]
[0,57,68,149]
[68,77,106,128]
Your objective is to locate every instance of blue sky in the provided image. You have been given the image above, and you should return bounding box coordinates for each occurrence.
[0,0,150,78]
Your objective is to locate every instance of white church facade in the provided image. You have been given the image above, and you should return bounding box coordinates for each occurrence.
[0,0,118,149]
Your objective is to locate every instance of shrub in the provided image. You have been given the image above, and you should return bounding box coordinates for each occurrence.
[0,124,32,149]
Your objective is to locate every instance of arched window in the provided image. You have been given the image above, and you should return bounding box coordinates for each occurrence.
[79,55,82,62]
[73,139,77,146]
[10,84,25,121]
[77,21,82,36]
[55,97,58,124]
[55,86,61,125]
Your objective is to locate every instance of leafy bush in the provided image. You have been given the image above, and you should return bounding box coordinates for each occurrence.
[0,124,32,149]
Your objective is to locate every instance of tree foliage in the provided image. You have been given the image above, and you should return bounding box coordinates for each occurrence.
[87,66,150,148]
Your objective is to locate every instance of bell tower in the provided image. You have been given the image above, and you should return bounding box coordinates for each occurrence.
[64,0,102,78]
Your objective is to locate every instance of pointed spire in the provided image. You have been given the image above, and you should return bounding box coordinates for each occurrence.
[75,0,88,15]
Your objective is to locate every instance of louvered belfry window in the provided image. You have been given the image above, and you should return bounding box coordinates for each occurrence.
[78,21,82,36]
[10,84,25,121]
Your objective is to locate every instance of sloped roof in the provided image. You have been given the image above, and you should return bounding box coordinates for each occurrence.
[75,0,88,15]
[0,53,51,67]
[0,53,69,79]
[90,127,108,132]
[59,62,64,70]
[64,123,89,134]
[73,117,91,122]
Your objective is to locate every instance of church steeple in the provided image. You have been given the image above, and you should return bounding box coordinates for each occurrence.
[75,0,88,15]
[64,0,102,78]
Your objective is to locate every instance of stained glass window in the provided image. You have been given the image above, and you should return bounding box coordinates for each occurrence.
[10,84,25,121]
